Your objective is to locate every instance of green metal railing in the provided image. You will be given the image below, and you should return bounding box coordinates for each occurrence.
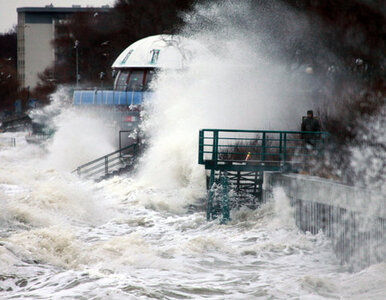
[199,129,329,222]
[74,143,138,179]
[199,129,329,172]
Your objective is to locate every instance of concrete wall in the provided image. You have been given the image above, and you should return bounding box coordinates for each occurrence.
[263,172,386,269]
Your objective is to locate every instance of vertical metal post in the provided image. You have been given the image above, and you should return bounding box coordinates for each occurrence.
[207,169,215,221]
[221,171,230,224]
[133,143,137,157]
[119,131,122,158]
[257,171,263,200]
[105,156,108,176]
[253,171,258,195]
[213,130,218,168]
[198,130,204,164]
[75,40,79,87]
[261,132,266,161]
[283,133,287,167]
[236,171,241,192]
[279,132,282,163]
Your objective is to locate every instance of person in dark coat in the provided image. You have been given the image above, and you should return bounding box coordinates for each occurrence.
[301,110,321,146]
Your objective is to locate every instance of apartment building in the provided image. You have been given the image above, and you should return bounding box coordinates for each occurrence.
[17,5,111,89]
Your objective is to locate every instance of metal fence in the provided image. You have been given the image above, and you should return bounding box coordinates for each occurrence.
[0,137,16,147]
[74,143,138,180]
[199,129,329,171]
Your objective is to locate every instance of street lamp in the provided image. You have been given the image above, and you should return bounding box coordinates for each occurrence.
[99,71,105,88]
[74,40,80,87]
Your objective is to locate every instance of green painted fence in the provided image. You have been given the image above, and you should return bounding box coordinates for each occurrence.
[198,129,330,222]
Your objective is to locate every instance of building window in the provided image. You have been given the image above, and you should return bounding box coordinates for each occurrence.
[127,70,144,91]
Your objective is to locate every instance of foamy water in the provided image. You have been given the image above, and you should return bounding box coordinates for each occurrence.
[1,129,386,299]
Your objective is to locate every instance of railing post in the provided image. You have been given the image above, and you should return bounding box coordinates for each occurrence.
[221,171,230,224]
[261,132,266,161]
[105,156,108,176]
[119,131,122,158]
[133,143,137,157]
[213,130,218,168]
[207,169,215,221]
[279,132,282,163]
[198,130,204,164]
[237,171,240,192]
[283,133,287,167]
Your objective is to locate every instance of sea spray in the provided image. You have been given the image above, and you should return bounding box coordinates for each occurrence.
[0,88,121,228]
[136,1,317,209]
[29,87,117,172]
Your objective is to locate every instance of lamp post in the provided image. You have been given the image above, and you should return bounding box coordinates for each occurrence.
[74,40,80,87]
[99,71,105,88]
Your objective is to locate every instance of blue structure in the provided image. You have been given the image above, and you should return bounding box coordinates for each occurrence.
[73,90,152,106]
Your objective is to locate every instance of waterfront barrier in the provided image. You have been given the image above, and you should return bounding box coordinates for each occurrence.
[0,137,16,147]
[263,172,386,268]
[73,141,138,180]
[198,129,329,222]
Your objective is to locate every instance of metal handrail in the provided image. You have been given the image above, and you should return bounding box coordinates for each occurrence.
[0,137,16,147]
[199,128,327,134]
[73,143,138,178]
[199,129,329,170]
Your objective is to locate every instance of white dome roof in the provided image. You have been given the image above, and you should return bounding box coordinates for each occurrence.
[112,35,194,69]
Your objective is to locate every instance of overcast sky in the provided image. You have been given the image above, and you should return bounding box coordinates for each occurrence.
[0,0,116,33]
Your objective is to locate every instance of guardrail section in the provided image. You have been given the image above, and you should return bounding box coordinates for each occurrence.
[0,137,16,147]
[199,129,329,172]
[74,143,138,180]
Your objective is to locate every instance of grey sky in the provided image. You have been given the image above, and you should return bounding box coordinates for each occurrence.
[0,0,116,33]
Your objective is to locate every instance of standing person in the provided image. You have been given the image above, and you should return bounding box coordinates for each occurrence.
[301,110,321,147]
